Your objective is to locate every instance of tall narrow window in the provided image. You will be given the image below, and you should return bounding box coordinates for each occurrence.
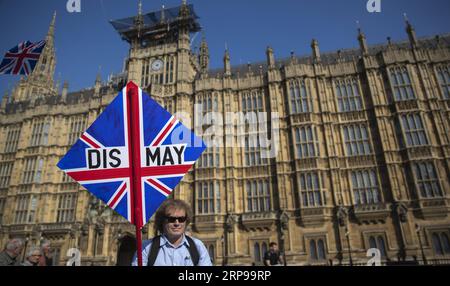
[42,121,50,146]
[197,182,220,214]
[198,94,220,168]
[413,161,442,198]
[0,163,13,188]
[28,196,37,223]
[294,126,319,158]
[68,116,87,145]
[4,125,21,153]
[242,90,263,112]
[244,135,268,166]
[0,198,5,225]
[30,119,51,147]
[436,65,450,100]
[261,243,268,259]
[22,157,37,184]
[377,236,387,257]
[335,78,363,112]
[390,67,415,101]
[242,90,267,166]
[289,79,311,114]
[14,195,36,224]
[246,180,270,212]
[57,193,77,223]
[368,235,387,257]
[254,243,261,263]
[441,233,450,254]
[34,158,44,183]
[432,233,444,256]
[401,114,428,147]
[299,173,323,207]
[208,245,215,264]
[351,170,381,205]
[317,239,326,260]
[343,124,371,156]
[369,236,377,249]
[309,240,318,260]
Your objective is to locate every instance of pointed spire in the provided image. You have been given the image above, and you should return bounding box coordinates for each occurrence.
[290,50,297,64]
[266,46,275,69]
[94,68,102,97]
[62,81,69,103]
[138,0,142,16]
[55,73,61,91]
[337,49,343,63]
[95,66,102,85]
[404,13,418,48]
[179,0,190,18]
[223,46,231,77]
[356,21,368,56]
[311,39,321,62]
[135,0,144,37]
[435,35,442,48]
[46,11,56,46]
[199,33,209,73]
[1,90,8,110]
[160,5,166,23]
[247,62,253,76]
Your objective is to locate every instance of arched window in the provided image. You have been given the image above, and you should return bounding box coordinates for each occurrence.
[432,233,443,255]
[377,236,387,257]
[208,245,215,264]
[309,240,317,260]
[254,243,261,262]
[368,235,387,258]
[261,242,268,258]
[441,233,450,254]
[317,239,326,260]
[369,236,377,249]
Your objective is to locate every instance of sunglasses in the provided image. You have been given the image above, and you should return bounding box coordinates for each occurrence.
[165,216,187,223]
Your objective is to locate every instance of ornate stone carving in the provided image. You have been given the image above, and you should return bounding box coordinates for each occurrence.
[280,211,289,231]
[225,214,238,232]
[394,202,408,223]
[336,205,348,227]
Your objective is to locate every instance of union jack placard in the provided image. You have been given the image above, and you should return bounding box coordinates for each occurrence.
[57,81,206,227]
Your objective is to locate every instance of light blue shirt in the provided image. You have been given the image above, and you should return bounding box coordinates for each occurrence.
[132,234,212,266]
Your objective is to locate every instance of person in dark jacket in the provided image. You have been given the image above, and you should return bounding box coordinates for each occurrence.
[263,242,284,266]
[38,240,53,266]
[0,238,24,266]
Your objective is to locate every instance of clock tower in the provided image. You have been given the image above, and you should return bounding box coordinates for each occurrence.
[111,0,201,100]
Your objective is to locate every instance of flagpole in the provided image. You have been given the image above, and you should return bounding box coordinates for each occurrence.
[127,81,143,266]
[135,224,143,266]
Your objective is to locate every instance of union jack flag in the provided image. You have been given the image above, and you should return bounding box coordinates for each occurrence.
[0,40,46,75]
[57,82,206,227]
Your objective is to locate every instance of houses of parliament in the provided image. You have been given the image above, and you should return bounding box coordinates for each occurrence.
[0,2,449,266]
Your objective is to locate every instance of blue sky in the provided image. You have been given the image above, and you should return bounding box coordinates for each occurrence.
[0,0,449,100]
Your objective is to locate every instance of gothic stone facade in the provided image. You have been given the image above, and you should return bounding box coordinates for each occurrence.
[0,4,450,265]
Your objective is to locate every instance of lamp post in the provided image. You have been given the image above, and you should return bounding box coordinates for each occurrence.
[345,226,353,266]
[221,234,225,266]
[415,224,427,265]
[22,236,30,262]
